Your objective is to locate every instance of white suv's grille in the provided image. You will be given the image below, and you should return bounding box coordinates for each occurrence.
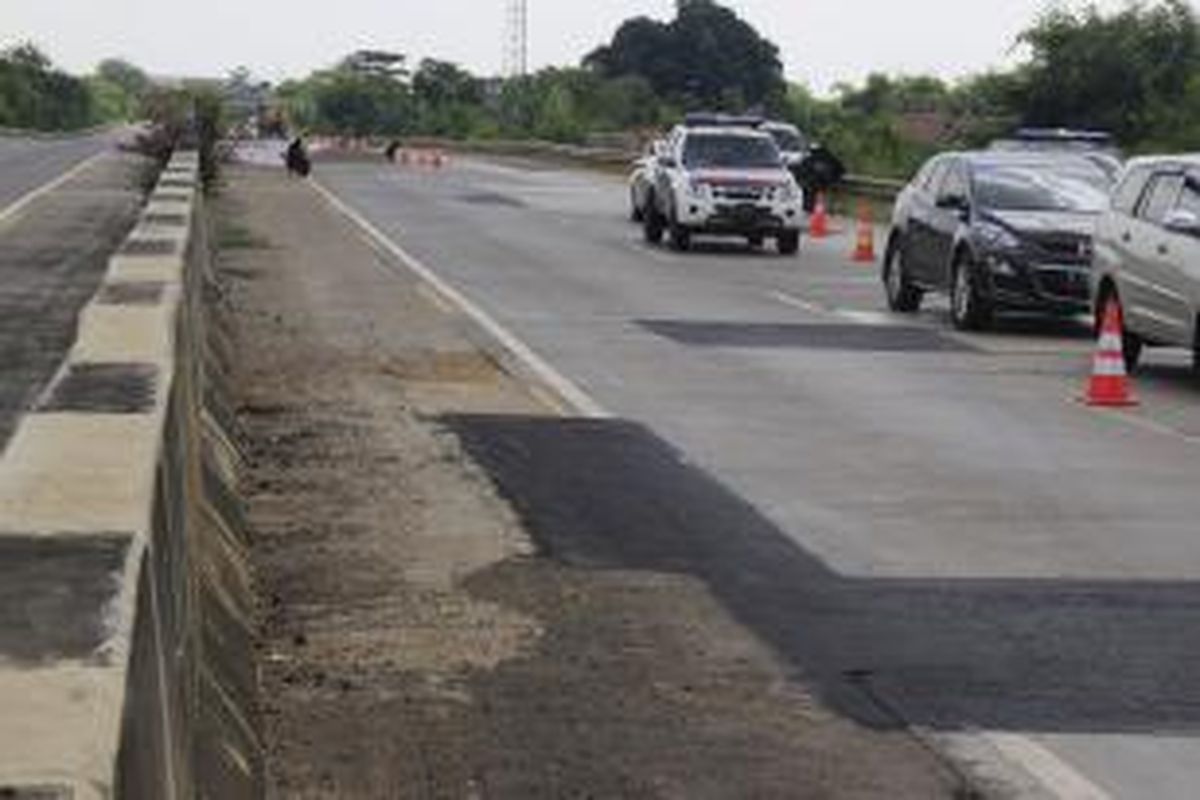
[711,183,771,202]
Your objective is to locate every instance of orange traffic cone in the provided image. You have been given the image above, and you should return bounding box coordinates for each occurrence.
[810,193,829,239]
[1084,302,1139,407]
[852,201,875,262]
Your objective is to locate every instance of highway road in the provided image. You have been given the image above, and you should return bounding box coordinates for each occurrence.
[315,155,1200,799]
[0,129,124,215]
[0,131,147,451]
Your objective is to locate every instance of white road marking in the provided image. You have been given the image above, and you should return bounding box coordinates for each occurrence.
[769,290,912,327]
[0,150,108,228]
[310,177,611,419]
[314,175,1155,800]
[768,289,826,315]
[984,732,1115,800]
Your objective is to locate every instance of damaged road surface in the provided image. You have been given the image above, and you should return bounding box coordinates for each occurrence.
[216,164,965,798]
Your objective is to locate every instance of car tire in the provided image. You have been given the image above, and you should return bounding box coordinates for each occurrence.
[950,255,993,331]
[884,236,923,313]
[669,218,691,251]
[778,230,800,256]
[747,233,764,249]
[1098,291,1142,373]
[643,203,665,245]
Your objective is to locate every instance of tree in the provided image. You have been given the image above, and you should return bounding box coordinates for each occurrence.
[585,0,785,111]
[97,58,150,99]
[1019,0,1200,145]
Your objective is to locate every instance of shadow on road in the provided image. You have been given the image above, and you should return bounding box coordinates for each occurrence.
[443,414,1200,735]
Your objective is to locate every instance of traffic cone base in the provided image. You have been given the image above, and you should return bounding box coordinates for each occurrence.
[852,201,875,262]
[1083,303,1138,407]
[810,193,829,239]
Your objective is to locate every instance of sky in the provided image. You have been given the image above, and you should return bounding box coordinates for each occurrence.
[2,0,1132,95]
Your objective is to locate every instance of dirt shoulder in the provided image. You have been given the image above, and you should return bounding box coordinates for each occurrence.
[213,163,965,799]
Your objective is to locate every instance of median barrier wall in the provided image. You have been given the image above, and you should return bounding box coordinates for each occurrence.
[0,151,261,799]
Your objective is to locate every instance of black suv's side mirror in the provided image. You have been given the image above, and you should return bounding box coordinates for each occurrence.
[936,193,970,212]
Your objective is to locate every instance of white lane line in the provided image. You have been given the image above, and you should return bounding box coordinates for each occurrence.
[0,150,108,228]
[984,732,1114,800]
[768,289,827,315]
[309,177,611,419]
[769,290,914,327]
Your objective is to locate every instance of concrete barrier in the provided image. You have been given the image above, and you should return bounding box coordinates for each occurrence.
[0,151,261,798]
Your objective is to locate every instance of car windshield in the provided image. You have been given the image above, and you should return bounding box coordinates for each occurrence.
[682,134,781,169]
[767,128,807,152]
[973,162,1112,212]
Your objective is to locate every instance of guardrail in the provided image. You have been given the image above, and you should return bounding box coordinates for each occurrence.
[0,151,260,799]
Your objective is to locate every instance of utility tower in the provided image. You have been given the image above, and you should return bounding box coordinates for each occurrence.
[503,0,529,78]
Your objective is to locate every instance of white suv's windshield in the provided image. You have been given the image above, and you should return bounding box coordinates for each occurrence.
[767,128,807,153]
[973,162,1112,212]
[683,134,781,169]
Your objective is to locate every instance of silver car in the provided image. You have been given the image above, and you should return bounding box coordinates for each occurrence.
[1093,156,1200,370]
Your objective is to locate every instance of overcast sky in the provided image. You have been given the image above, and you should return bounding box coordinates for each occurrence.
[3,0,1132,94]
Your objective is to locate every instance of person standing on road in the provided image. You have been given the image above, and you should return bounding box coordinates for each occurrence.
[285,135,311,178]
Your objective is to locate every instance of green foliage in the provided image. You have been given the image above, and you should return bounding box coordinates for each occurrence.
[1019,0,1200,150]
[585,0,786,111]
[0,44,94,130]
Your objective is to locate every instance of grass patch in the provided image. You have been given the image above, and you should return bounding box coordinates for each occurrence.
[217,219,271,250]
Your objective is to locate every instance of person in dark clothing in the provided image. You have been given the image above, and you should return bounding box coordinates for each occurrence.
[793,144,846,212]
[285,136,311,177]
[385,139,401,162]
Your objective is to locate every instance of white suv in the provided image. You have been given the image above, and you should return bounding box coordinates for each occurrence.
[1092,156,1200,370]
[643,122,806,254]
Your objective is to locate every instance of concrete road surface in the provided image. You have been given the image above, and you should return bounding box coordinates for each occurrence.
[315,155,1200,799]
[0,129,125,213]
[0,133,149,451]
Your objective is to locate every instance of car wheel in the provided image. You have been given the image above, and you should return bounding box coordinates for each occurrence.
[1098,291,1142,372]
[884,237,923,313]
[747,233,764,249]
[630,189,645,222]
[669,218,691,251]
[950,255,993,331]
[643,204,665,245]
[778,230,800,256]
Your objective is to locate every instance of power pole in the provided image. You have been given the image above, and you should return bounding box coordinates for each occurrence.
[503,0,528,79]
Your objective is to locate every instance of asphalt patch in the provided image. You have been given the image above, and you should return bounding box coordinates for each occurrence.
[443,414,1200,735]
[639,320,974,352]
[120,238,178,256]
[96,281,166,306]
[0,786,73,800]
[0,533,132,664]
[39,363,158,413]
[457,191,526,208]
[141,212,188,226]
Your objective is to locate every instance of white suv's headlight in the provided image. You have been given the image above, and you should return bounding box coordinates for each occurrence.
[686,178,710,198]
[777,182,799,202]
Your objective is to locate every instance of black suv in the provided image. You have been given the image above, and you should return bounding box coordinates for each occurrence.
[882,152,1113,329]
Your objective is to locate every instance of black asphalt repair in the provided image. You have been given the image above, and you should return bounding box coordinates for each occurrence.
[96,281,166,306]
[38,363,158,413]
[639,320,975,352]
[0,151,151,451]
[443,414,1200,735]
[0,533,132,664]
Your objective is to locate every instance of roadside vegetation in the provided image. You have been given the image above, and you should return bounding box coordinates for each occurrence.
[0,45,149,130]
[8,0,1200,179]
[275,0,1200,178]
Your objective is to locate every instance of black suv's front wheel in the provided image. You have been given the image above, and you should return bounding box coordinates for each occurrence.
[950,254,994,331]
[884,236,923,312]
